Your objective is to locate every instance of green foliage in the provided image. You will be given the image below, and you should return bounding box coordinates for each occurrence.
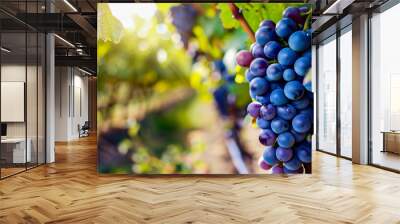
[217,4,240,29]
[227,82,251,109]
[197,14,225,38]
[218,3,308,34]
[97,4,124,43]
[237,3,286,31]
[130,96,208,174]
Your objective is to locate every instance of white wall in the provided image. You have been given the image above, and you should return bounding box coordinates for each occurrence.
[55,66,69,141]
[1,65,26,139]
[54,67,89,141]
[1,65,34,138]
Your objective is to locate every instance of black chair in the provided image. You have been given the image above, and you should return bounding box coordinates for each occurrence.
[79,121,90,138]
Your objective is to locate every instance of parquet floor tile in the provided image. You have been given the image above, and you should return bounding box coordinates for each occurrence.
[1,135,399,223]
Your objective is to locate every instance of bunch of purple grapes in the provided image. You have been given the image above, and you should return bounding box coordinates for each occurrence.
[169,5,198,47]
[235,6,313,174]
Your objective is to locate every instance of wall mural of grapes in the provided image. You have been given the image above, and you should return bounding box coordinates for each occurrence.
[237,7,313,174]
[98,3,313,174]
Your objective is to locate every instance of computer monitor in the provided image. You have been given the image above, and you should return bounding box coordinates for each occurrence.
[1,123,7,137]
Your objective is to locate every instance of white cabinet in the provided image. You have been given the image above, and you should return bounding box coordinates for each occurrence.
[1,138,32,163]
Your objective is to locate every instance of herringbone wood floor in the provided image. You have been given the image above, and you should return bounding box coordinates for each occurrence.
[1,135,400,224]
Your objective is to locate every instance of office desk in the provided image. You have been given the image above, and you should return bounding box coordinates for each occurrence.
[381,131,400,154]
[1,138,31,163]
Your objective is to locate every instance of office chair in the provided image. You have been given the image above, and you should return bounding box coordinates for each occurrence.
[79,121,90,138]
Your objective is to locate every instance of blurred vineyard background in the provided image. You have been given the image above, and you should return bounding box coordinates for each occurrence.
[97,3,305,174]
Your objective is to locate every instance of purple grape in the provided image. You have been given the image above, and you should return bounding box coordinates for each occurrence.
[259,129,276,146]
[263,41,282,59]
[282,7,304,24]
[260,104,276,120]
[245,69,257,82]
[255,26,277,45]
[250,77,269,96]
[249,58,269,77]
[247,102,262,118]
[284,156,302,171]
[276,147,293,162]
[270,89,289,106]
[290,129,306,143]
[306,91,314,100]
[284,80,305,100]
[277,48,298,66]
[292,113,312,133]
[262,147,278,166]
[277,104,297,120]
[277,131,295,148]
[299,107,313,119]
[236,50,253,67]
[266,63,284,81]
[169,5,197,46]
[259,20,276,29]
[270,82,284,91]
[258,157,272,170]
[251,43,266,58]
[255,94,270,105]
[213,86,228,117]
[275,18,297,39]
[272,165,284,174]
[289,31,311,52]
[256,117,271,129]
[249,88,257,100]
[283,166,304,174]
[291,95,310,110]
[302,50,311,58]
[295,142,311,163]
[271,118,289,134]
[294,56,311,76]
[283,68,297,81]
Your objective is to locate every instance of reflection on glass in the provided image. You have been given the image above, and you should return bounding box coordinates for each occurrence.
[339,28,352,158]
[1,31,27,177]
[371,4,400,171]
[317,36,337,154]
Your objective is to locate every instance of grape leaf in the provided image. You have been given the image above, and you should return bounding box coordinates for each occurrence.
[216,3,239,29]
[234,3,306,33]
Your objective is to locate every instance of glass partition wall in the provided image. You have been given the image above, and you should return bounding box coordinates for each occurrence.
[316,25,353,159]
[317,35,337,154]
[370,2,400,171]
[0,2,46,179]
[339,26,352,159]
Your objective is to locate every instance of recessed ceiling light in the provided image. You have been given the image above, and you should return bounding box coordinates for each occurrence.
[78,67,93,76]
[1,47,11,53]
[63,0,78,12]
[54,34,75,48]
